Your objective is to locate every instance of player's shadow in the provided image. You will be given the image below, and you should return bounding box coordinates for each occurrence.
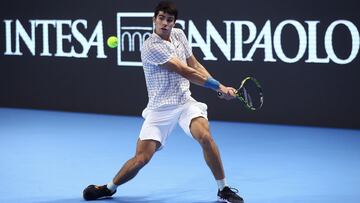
[35,196,219,203]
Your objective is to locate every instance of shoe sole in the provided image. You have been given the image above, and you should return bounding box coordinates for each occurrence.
[218,196,244,203]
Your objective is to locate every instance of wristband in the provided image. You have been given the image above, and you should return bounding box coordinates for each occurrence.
[204,77,220,90]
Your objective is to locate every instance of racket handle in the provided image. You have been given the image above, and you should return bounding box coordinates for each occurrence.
[217,91,225,99]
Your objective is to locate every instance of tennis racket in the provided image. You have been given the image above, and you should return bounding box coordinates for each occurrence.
[218,76,264,111]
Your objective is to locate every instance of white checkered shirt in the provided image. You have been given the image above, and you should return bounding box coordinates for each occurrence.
[141,28,193,109]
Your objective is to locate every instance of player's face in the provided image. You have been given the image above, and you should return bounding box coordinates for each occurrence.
[153,11,176,40]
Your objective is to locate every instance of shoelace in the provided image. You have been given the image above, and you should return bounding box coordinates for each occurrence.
[223,187,239,195]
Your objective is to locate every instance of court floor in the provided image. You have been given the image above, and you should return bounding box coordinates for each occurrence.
[0,107,359,203]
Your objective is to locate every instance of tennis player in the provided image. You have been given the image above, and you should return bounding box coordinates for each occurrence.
[83,1,244,202]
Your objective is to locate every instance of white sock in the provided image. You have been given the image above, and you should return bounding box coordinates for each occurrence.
[216,178,228,191]
[106,181,118,192]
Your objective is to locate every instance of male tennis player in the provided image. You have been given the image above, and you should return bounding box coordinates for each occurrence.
[83,1,244,202]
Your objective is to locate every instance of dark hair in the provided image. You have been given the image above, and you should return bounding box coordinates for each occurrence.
[154,1,178,20]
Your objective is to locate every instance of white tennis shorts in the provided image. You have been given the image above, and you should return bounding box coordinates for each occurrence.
[139,99,208,149]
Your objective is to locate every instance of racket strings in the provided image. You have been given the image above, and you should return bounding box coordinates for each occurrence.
[242,88,253,107]
[239,79,263,110]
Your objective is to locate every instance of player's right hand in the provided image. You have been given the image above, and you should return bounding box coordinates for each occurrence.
[217,85,237,100]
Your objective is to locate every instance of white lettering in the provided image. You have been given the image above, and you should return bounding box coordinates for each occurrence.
[188,20,217,60]
[305,21,329,63]
[325,20,359,64]
[3,19,106,58]
[4,20,13,55]
[3,16,359,65]
[55,20,74,57]
[231,21,257,61]
[71,19,88,58]
[86,21,106,58]
[15,20,36,55]
[274,20,307,63]
[206,20,231,60]
[35,20,56,56]
[245,20,276,62]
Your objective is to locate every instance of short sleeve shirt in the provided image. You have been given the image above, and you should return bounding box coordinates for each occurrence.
[141,28,193,109]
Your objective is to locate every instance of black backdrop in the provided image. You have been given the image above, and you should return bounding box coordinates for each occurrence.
[1,0,359,128]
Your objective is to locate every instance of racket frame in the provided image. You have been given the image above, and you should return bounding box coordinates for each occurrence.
[236,77,264,111]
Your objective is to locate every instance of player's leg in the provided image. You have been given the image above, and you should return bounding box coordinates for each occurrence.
[112,139,160,185]
[83,139,160,201]
[190,117,244,203]
[83,105,179,201]
[190,117,225,180]
[178,100,244,203]
[178,101,225,180]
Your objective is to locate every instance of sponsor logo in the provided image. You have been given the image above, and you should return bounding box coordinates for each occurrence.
[3,12,359,65]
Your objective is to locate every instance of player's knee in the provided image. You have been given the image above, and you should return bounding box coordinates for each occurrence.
[196,131,213,147]
[134,154,151,167]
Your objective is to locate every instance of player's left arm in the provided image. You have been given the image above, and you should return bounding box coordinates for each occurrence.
[186,55,212,78]
[187,55,237,100]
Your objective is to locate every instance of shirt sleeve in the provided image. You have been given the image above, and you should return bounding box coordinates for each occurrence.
[178,29,193,59]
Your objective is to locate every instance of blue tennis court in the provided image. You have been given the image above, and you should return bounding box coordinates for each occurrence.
[1,107,359,203]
